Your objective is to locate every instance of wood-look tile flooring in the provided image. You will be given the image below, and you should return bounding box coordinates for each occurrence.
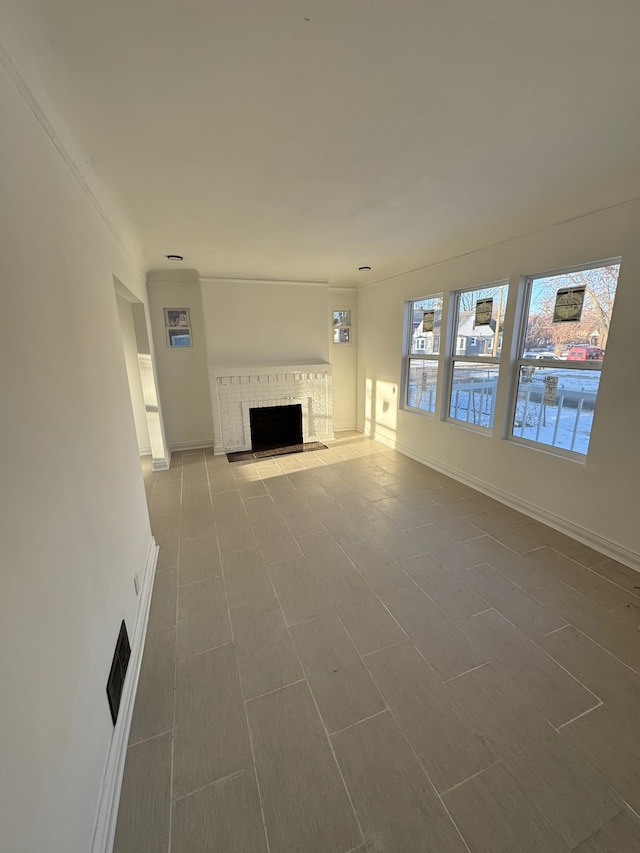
[116,433,640,853]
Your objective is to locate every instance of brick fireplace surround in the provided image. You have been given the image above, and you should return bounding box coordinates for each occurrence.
[209,364,334,455]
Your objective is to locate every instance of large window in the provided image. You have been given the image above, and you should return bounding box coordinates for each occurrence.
[405,295,443,413]
[510,261,620,456]
[448,282,509,430]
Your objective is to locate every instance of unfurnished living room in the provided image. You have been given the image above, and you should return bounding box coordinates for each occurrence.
[2,2,640,852]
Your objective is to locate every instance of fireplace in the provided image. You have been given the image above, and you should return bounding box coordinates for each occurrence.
[250,404,303,452]
[209,363,334,454]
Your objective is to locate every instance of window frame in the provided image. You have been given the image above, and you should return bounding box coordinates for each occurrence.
[402,293,444,417]
[445,281,509,433]
[507,258,621,459]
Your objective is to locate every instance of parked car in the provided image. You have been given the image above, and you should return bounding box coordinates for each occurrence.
[566,346,605,361]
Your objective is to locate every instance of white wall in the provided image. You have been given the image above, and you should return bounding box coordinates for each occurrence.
[358,201,640,567]
[116,292,151,454]
[0,50,157,853]
[147,271,215,451]
[201,279,330,368]
[329,288,358,431]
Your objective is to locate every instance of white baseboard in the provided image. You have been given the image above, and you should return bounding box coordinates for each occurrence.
[365,428,640,574]
[90,537,159,853]
[169,439,214,453]
[333,423,357,432]
[138,445,152,457]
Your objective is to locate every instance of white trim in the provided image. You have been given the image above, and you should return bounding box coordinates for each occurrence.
[0,44,134,261]
[333,422,358,431]
[209,362,331,378]
[357,198,640,292]
[138,445,152,457]
[152,455,170,471]
[90,537,159,853]
[200,276,328,287]
[168,439,214,453]
[364,428,640,574]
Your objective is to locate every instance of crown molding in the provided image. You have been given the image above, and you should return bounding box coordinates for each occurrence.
[0,41,135,262]
[359,196,640,292]
[199,276,328,287]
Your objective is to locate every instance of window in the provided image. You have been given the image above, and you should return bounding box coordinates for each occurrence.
[448,282,509,430]
[404,295,443,413]
[333,310,351,344]
[510,261,620,456]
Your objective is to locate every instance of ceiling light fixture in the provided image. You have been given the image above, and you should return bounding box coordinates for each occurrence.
[166,254,184,261]
[358,266,372,271]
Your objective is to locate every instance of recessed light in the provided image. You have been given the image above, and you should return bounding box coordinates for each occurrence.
[166,254,184,261]
[358,266,372,272]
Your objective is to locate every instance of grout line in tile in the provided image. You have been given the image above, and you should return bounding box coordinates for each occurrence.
[300,669,367,849]
[530,634,602,705]
[127,728,174,750]
[582,561,640,597]
[442,661,491,684]
[358,648,472,853]
[276,576,368,851]
[466,606,495,619]
[543,624,570,637]
[167,530,179,853]
[622,799,640,823]
[177,640,234,661]
[329,709,388,737]
[214,479,273,853]
[177,570,224,589]
[284,613,323,629]
[555,699,604,731]
[361,638,411,658]
[228,588,280,613]
[439,758,502,797]
[243,678,307,704]
[170,764,255,804]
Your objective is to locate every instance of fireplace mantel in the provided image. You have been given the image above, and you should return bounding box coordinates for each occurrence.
[209,363,334,455]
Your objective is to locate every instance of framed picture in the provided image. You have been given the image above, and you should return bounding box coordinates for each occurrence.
[164,307,193,347]
[164,308,190,328]
[332,309,352,344]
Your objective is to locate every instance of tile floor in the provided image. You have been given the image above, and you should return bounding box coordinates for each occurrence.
[116,433,640,853]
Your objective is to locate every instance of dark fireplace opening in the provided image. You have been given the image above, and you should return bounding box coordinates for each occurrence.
[250,404,303,452]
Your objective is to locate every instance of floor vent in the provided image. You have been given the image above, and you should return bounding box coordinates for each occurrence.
[106,620,131,725]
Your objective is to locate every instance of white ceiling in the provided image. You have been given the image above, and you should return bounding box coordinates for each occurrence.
[5,0,640,286]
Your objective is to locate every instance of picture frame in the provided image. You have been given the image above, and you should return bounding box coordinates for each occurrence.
[164,307,193,347]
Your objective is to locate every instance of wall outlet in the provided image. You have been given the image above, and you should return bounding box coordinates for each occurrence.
[133,573,140,596]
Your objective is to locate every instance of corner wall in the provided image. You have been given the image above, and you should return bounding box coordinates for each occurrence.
[329,288,358,431]
[357,201,640,567]
[0,49,157,853]
[116,292,151,454]
[147,271,214,451]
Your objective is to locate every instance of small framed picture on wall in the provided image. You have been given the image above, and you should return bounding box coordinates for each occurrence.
[164,308,192,347]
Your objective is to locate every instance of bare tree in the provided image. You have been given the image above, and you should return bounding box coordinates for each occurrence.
[526,265,619,353]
